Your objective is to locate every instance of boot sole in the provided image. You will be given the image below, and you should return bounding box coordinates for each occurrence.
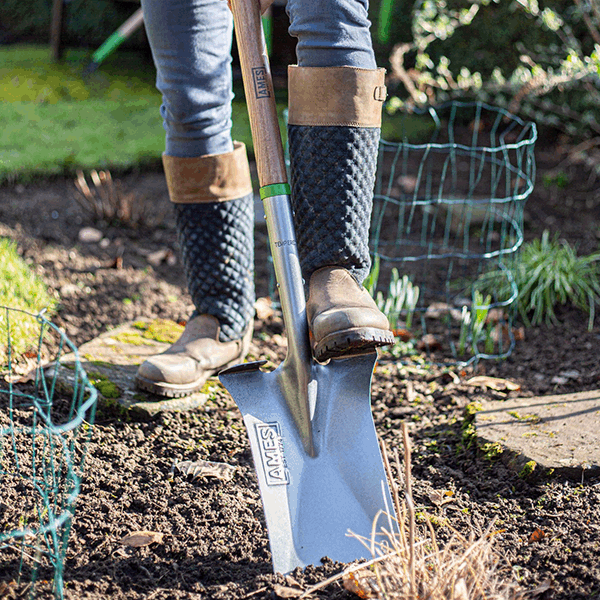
[313,327,396,362]
[135,354,245,399]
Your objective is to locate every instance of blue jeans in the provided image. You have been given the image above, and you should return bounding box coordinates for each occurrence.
[140,0,376,158]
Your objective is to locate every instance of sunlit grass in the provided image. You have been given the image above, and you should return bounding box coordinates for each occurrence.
[0,45,285,183]
[0,238,56,364]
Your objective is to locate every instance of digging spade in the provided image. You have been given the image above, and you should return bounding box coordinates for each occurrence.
[219,0,396,574]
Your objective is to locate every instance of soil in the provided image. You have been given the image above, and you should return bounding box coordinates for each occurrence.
[1,135,600,600]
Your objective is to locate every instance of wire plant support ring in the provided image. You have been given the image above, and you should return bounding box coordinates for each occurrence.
[369,101,537,366]
[0,306,99,600]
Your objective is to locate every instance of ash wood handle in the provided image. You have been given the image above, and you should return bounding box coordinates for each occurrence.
[231,0,287,187]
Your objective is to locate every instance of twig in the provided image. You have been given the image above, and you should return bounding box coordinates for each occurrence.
[402,422,415,600]
[243,586,268,598]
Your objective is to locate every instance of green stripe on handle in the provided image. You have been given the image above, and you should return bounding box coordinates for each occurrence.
[260,183,290,200]
[92,30,127,64]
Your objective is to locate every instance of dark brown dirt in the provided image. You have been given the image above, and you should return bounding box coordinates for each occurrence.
[1,138,600,599]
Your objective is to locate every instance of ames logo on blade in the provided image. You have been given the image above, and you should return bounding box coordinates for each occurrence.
[256,422,289,486]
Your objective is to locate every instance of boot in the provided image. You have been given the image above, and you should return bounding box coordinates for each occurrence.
[136,142,255,397]
[287,66,395,361]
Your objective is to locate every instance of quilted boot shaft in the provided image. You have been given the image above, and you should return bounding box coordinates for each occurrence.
[175,194,255,342]
[288,124,380,285]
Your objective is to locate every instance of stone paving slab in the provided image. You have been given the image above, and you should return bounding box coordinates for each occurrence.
[53,319,208,419]
[475,390,600,480]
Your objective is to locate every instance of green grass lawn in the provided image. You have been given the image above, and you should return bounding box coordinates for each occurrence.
[0,45,273,183]
[0,238,57,363]
[0,44,430,184]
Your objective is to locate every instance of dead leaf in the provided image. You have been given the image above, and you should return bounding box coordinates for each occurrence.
[273,584,303,598]
[513,326,526,341]
[428,489,455,506]
[254,297,276,320]
[342,571,378,598]
[491,324,526,343]
[392,328,412,341]
[284,576,302,588]
[120,530,164,547]
[176,459,236,482]
[465,376,520,391]
[528,528,546,543]
[416,333,442,351]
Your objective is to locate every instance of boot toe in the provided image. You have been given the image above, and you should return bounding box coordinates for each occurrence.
[135,355,207,397]
[307,267,395,361]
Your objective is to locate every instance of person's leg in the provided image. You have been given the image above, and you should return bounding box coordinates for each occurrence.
[141,0,235,157]
[285,0,394,361]
[137,0,255,397]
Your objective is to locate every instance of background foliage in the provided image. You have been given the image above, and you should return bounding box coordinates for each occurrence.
[381,0,600,171]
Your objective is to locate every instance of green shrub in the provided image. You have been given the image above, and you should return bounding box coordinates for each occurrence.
[385,0,600,156]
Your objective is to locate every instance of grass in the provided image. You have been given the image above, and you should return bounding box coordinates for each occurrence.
[0,45,279,183]
[302,424,521,599]
[479,230,600,331]
[1,44,430,184]
[0,238,56,364]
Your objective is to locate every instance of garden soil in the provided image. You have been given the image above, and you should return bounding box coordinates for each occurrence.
[1,136,600,599]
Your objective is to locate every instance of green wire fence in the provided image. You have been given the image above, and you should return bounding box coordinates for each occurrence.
[0,307,98,600]
[369,101,537,365]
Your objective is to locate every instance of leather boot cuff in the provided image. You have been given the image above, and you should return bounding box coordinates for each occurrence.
[162,141,253,204]
[287,66,387,128]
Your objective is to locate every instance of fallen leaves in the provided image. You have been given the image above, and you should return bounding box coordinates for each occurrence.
[254,297,276,320]
[528,528,546,544]
[176,459,236,482]
[273,576,304,598]
[119,531,164,548]
[466,376,521,392]
[342,570,378,598]
[428,489,455,507]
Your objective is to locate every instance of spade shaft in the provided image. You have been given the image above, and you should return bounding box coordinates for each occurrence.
[220,0,396,574]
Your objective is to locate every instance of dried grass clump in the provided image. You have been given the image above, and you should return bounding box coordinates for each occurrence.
[302,423,521,600]
[74,169,167,227]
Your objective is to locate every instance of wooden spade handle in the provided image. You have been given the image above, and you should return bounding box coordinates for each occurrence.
[231,0,288,187]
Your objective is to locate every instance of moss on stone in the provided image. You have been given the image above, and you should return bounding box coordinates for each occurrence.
[480,441,503,460]
[142,319,184,344]
[111,331,155,346]
[519,460,537,479]
[88,371,121,399]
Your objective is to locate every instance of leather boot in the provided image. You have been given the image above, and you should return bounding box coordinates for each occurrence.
[136,315,252,397]
[307,267,392,361]
[287,67,394,360]
[136,142,255,397]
